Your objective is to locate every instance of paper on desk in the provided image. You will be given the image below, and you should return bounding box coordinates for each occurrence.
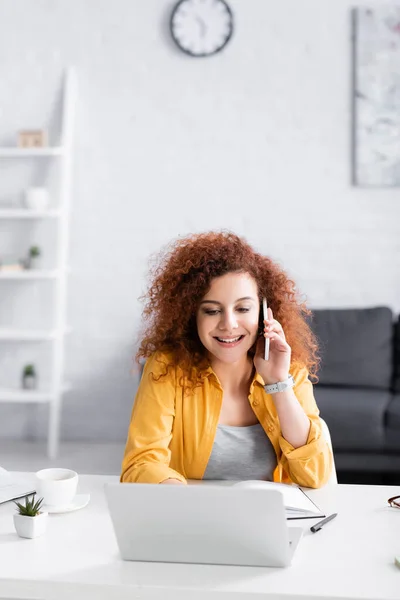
[0,467,35,505]
[233,480,325,520]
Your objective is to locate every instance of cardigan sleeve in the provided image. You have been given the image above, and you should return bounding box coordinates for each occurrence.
[120,352,187,484]
[277,364,333,488]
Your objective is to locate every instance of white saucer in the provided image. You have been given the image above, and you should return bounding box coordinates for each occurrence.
[43,493,90,514]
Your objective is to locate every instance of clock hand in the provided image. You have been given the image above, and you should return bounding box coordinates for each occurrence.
[195,16,207,38]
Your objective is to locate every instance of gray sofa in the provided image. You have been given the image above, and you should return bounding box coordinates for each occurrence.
[309,307,400,474]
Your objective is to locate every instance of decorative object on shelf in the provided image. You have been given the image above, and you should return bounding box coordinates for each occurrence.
[21,245,41,270]
[13,494,48,539]
[23,187,50,211]
[0,259,23,272]
[170,0,234,57]
[17,130,48,148]
[352,6,400,186]
[22,364,37,390]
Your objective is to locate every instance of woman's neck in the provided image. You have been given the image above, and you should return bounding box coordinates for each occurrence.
[209,354,255,393]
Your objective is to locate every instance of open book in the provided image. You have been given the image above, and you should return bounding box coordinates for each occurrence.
[0,467,35,505]
[233,480,325,520]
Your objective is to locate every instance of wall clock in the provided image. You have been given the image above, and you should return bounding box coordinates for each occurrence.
[170,0,234,58]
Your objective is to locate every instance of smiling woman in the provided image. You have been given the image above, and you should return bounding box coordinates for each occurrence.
[196,274,260,361]
[121,231,332,488]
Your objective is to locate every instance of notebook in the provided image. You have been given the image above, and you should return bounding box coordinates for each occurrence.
[0,467,35,505]
[233,480,325,520]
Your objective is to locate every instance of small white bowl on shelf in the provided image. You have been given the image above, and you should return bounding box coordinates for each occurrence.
[23,187,49,211]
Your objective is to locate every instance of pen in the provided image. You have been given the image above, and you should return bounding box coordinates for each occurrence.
[310,512,338,533]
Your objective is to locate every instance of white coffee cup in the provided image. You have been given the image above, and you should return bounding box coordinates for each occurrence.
[35,468,78,507]
[23,187,49,211]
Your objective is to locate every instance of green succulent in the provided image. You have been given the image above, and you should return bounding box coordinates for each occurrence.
[14,494,44,517]
[23,364,36,377]
[29,246,41,258]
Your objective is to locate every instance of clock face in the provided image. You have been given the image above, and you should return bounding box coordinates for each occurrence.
[170,0,234,57]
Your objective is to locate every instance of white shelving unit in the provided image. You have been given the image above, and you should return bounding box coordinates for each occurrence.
[0,67,77,458]
[0,270,60,280]
[0,209,61,219]
[0,386,70,403]
[0,329,65,341]
[0,147,64,158]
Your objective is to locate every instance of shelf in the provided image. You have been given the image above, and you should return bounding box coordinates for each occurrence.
[0,67,77,458]
[0,147,64,158]
[0,329,66,341]
[0,384,71,403]
[0,209,61,219]
[0,270,60,280]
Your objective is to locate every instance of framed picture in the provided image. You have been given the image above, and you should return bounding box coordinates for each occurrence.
[353,7,400,186]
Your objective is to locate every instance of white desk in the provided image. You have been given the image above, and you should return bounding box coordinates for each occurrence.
[0,473,399,600]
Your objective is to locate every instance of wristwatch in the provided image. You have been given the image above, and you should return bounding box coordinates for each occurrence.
[264,375,295,395]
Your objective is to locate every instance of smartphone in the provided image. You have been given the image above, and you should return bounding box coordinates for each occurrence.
[262,297,270,361]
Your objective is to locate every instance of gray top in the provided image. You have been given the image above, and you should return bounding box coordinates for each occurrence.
[203,423,277,481]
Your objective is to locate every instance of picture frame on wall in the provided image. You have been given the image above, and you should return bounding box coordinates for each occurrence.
[352,6,400,187]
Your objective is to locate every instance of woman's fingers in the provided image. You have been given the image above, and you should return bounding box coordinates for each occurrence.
[267,333,290,352]
[263,319,286,340]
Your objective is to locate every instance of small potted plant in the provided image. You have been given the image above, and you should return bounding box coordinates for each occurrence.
[22,364,37,390]
[27,245,41,269]
[13,494,48,539]
[21,246,41,269]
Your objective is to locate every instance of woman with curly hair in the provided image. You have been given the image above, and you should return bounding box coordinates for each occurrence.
[121,231,332,488]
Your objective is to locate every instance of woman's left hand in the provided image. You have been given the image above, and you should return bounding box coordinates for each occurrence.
[253,307,291,385]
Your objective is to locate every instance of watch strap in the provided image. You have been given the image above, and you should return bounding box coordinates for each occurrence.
[264,374,295,395]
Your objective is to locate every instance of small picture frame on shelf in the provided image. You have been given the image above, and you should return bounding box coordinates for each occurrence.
[17,130,48,148]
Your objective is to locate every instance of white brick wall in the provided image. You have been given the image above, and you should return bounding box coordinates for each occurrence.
[0,0,398,441]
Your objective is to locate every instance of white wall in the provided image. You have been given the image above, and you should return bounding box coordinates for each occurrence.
[0,0,399,441]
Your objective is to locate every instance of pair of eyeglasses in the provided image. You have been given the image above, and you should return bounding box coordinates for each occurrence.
[388,495,400,508]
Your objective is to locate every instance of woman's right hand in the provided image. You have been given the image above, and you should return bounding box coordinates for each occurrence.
[160,478,185,485]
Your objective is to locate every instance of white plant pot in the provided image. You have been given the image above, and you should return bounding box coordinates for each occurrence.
[23,187,49,211]
[23,375,37,390]
[13,512,48,539]
[23,256,40,270]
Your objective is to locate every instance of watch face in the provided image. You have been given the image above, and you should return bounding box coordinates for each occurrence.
[170,0,233,57]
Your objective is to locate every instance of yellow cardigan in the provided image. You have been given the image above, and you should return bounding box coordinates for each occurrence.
[121,352,332,488]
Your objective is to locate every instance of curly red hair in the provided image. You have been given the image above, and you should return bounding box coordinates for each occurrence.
[136,231,319,384]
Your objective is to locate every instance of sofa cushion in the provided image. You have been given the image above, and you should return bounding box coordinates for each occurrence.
[393,316,400,393]
[387,394,400,429]
[309,307,393,389]
[385,394,400,451]
[313,386,391,451]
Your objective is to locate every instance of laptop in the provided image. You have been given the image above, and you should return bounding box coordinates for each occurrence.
[105,483,303,568]
[0,468,35,505]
